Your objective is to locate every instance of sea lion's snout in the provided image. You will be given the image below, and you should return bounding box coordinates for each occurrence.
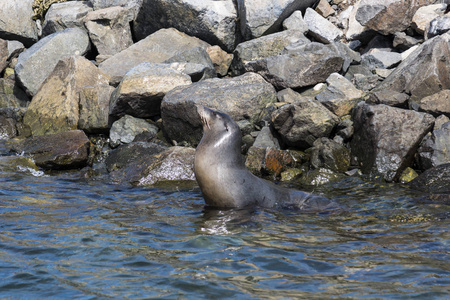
[196,104,211,129]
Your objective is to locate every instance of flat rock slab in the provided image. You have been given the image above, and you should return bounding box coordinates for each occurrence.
[0,0,38,47]
[99,28,210,85]
[351,103,435,182]
[7,130,90,170]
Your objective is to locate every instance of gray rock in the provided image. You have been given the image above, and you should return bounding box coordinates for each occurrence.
[0,78,29,108]
[409,163,450,193]
[315,73,364,117]
[133,0,237,52]
[0,0,38,47]
[98,28,210,85]
[427,15,450,39]
[7,130,90,170]
[161,72,277,146]
[355,0,429,35]
[417,122,450,170]
[0,39,8,74]
[412,3,446,35]
[230,30,310,75]
[310,137,350,173]
[361,49,402,69]
[90,0,141,12]
[252,126,280,149]
[282,10,309,33]
[136,146,196,186]
[106,143,195,186]
[237,0,318,40]
[393,32,422,51]
[110,115,159,148]
[0,115,18,140]
[84,6,134,58]
[435,114,450,129]
[110,62,192,119]
[42,1,93,36]
[414,89,450,118]
[271,101,340,149]
[351,102,435,182]
[277,88,310,104]
[346,1,373,41]
[23,56,112,136]
[246,42,345,89]
[15,27,90,96]
[304,8,343,43]
[164,47,216,81]
[369,89,409,107]
[372,32,450,104]
[6,40,25,61]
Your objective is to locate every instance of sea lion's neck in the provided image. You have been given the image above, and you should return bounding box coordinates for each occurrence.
[196,130,244,167]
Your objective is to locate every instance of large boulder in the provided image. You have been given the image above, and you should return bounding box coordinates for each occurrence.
[84,6,134,59]
[161,72,277,145]
[351,102,435,182]
[110,63,192,119]
[355,0,434,35]
[236,0,319,40]
[245,42,345,89]
[23,56,113,136]
[0,0,38,47]
[271,100,340,149]
[15,27,90,96]
[133,0,237,52]
[98,28,210,85]
[7,130,90,170]
[42,1,93,36]
[230,29,310,75]
[372,32,450,105]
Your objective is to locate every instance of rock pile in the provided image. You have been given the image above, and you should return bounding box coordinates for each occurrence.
[0,0,449,191]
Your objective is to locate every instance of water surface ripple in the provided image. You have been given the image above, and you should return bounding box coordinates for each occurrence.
[0,171,448,299]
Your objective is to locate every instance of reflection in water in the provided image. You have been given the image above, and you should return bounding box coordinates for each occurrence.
[0,171,448,299]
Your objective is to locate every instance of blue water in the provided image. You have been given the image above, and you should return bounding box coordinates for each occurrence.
[0,169,449,299]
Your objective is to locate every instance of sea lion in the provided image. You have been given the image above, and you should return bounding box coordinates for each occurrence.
[194,105,338,211]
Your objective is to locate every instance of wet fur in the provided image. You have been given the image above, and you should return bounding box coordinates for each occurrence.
[194,105,337,211]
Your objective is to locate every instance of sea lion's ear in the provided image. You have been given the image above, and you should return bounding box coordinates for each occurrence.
[224,123,229,132]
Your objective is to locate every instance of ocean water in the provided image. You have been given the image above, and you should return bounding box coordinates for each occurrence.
[0,168,448,299]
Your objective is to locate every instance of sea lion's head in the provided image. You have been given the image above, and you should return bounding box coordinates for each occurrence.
[196,105,241,146]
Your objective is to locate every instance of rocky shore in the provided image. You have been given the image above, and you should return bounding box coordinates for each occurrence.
[0,0,449,194]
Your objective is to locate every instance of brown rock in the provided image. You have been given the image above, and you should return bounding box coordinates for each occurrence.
[23,56,112,136]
